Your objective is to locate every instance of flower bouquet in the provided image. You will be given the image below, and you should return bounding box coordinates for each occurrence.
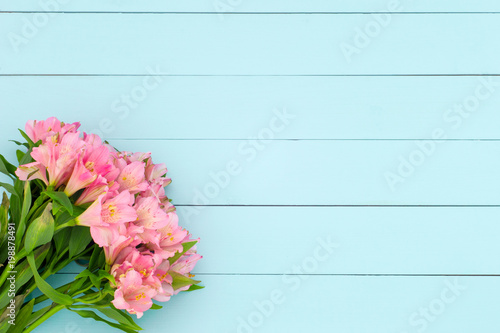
[0,117,202,332]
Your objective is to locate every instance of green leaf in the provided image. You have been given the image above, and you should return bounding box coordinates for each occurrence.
[21,181,31,222]
[0,293,27,329]
[0,183,18,198]
[15,150,25,164]
[150,303,162,310]
[74,269,93,280]
[24,203,54,254]
[169,271,201,291]
[44,191,73,215]
[168,241,198,265]
[184,284,205,292]
[51,200,62,215]
[18,148,33,165]
[75,269,101,289]
[18,129,35,148]
[26,305,51,326]
[0,243,50,309]
[69,226,92,259]
[27,252,74,305]
[97,306,143,331]
[88,245,102,272]
[16,182,32,249]
[68,309,138,333]
[16,243,50,288]
[68,277,87,296]
[0,193,9,238]
[7,299,34,333]
[97,250,105,269]
[97,270,116,285]
[53,227,71,255]
[54,211,74,227]
[0,154,16,178]
[9,140,29,148]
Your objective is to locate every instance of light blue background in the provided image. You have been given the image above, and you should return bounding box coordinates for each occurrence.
[1,1,500,332]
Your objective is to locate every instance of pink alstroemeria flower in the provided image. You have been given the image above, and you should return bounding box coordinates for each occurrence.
[101,190,137,225]
[29,132,85,188]
[64,155,98,196]
[78,191,136,247]
[75,193,106,228]
[74,176,110,205]
[117,161,148,194]
[153,260,174,302]
[112,248,158,283]
[134,197,170,230]
[170,253,203,276]
[65,143,116,196]
[25,117,80,143]
[112,270,157,318]
[15,162,48,185]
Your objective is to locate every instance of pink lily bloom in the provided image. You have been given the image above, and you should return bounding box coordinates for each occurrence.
[74,176,109,205]
[25,117,80,143]
[101,190,137,225]
[170,253,203,276]
[64,155,98,196]
[25,117,61,143]
[103,233,134,264]
[15,162,48,185]
[153,260,174,302]
[75,193,106,228]
[66,143,116,196]
[126,152,151,164]
[158,213,188,249]
[145,161,168,181]
[112,248,158,282]
[134,197,170,230]
[77,193,134,248]
[117,161,148,194]
[112,270,157,318]
[30,132,85,188]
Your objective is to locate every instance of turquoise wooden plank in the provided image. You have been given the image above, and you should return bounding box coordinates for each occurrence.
[56,206,500,275]
[2,76,500,140]
[37,274,500,332]
[1,0,500,13]
[2,140,500,205]
[2,14,500,74]
[105,140,500,205]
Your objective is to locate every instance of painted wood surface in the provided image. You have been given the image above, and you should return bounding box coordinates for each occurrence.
[35,274,500,332]
[52,206,500,275]
[2,14,500,75]
[1,0,500,13]
[0,2,498,333]
[2,76,500,140]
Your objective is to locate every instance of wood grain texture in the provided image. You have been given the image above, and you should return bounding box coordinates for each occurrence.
[1,76,500,140]
[34,274,500,333]
[1,14,500,75]
[103,140,500,205]
[2,140,499,205]
[0,3,498,332]
[53,206,500,275]
[1,0,500,13]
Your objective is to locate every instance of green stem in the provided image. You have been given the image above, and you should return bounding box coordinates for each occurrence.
[54,219,76,231]
[33,280,73,305]
[75,291,106,304]
[27,304,53,326]
[24,304,65,333]
[0,247,29,288]
[22,265,53,299]
[27,196,49,221]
